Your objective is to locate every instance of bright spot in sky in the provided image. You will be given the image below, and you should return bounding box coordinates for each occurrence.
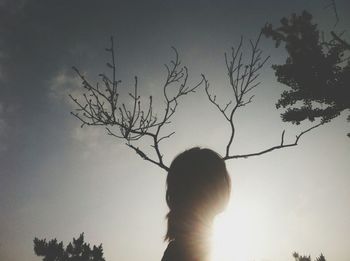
[211,199,272,261]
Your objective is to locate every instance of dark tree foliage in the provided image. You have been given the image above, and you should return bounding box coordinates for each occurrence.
[293,252,326,261]
[262,11,350,136]
[33,233,105,261]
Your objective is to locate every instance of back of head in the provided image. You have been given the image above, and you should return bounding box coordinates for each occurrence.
[165,147,231,242]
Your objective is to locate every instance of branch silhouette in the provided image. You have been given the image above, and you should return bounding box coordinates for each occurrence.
[70,37,203,171]
[203,31,323,160]
[324,0,339,26]
[70,26,337,171]
[204,32,269,158]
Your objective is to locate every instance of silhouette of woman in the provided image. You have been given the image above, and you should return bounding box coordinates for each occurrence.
[161,147,231,261]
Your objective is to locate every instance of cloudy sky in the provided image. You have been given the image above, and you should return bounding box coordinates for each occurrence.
[0,0,349,261]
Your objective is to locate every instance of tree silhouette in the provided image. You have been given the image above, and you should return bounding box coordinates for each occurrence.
[70,31,323,170]
[70,38,203,171]
[293,252,326,261]
[262,10,350,137]
[33,233,105,261]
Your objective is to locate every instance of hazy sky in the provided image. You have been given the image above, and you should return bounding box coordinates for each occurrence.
[0,0,349,261]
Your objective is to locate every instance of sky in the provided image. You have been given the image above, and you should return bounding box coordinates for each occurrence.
[0,0,349,261]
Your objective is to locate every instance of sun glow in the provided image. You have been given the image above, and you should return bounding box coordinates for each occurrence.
[211,199,272,261]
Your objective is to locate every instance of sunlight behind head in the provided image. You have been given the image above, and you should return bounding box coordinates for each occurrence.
[162,147,231,261]
[211,197,272,261]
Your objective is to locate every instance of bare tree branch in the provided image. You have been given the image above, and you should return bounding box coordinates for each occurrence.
[70,37,203,171]
[330,31,350,49]
[71,33,327,171]
[324,0,339,26]
[204,31,270,159]
[224,122,324,160]
[204,31,325,161]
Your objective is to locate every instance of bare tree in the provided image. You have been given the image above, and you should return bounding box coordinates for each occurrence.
[70,37,203,171]
[70,32,324,171]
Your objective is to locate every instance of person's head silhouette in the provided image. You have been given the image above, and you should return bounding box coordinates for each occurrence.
[162,147,231,261]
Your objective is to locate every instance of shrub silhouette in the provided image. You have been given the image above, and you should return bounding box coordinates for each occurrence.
[293,252,326,261]
[33,233,105,261]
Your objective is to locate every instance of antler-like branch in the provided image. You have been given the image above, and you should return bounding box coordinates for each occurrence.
[204,31,270,158]
[224,122,324,160]
[70,37,203,171]
[204,31,324,161]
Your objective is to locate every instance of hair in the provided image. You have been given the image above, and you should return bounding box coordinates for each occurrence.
[165,147,231,242]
